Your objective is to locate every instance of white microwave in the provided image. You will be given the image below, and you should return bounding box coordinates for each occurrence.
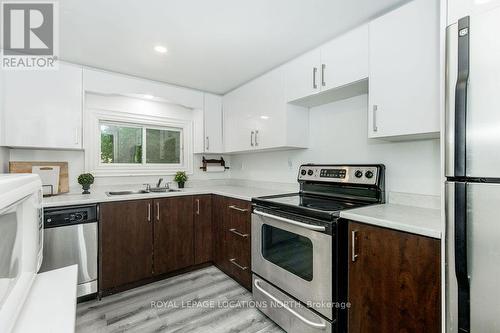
[0,174,43,333]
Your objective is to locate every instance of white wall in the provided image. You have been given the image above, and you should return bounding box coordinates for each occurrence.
[230,95,441,195]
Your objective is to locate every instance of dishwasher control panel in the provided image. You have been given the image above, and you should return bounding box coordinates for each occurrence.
[44,205,98,228]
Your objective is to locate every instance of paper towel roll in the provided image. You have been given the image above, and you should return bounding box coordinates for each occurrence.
[206,165,226,172]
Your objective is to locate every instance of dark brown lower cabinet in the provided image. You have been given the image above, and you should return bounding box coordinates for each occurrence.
[193,195,213,265]
[154,196,194,275]
[213,195,252,290]
[100,195,252,294]
[100,200,153,291]
[348,221,441,333]
[212,195,229,272]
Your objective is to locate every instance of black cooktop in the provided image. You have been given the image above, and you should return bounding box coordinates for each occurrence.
[252,193,368,222]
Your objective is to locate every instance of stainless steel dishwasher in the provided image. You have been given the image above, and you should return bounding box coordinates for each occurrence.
[40,204,98,297]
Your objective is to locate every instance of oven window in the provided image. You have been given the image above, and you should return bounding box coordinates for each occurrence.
[261,225,313,281]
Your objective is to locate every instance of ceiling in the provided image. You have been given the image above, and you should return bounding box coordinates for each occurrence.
[58,0,410,94]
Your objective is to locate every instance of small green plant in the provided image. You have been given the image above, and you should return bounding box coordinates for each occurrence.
[174,171,188,183]
[78,173,95,185]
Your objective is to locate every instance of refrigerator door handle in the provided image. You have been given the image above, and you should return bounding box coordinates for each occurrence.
[454,16,470,178]
[454,182,470,332]
[445,23,457,177]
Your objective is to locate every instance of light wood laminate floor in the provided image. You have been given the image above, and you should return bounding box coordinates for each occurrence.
[76,266,284,333]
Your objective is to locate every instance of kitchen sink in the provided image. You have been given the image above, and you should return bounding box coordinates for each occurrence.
[105,189,180,196]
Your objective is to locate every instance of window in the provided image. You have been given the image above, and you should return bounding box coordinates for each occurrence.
[85,108,193,177]
[99,121,183,166]
[146,128,181,164]
[100,124,143,164]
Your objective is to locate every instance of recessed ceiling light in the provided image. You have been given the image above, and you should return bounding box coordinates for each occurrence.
[260,115,270,120]
[143,94,154,99]
[154,45,167,54]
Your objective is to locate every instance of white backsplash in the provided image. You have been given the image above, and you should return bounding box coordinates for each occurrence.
[8,149,231,190]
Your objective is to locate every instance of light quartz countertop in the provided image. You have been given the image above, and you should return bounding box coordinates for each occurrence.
[43,185,290,208]
[43,185,442,239]
[340,203,442,239]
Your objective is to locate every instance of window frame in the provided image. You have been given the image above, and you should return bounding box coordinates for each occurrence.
[85,107,193,177]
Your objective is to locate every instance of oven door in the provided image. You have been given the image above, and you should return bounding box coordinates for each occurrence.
[252,209,333,320]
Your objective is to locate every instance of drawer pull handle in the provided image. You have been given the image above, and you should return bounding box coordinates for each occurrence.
[229,258,248,271]
[229,228,249,238]
[228,205,248,213]
[254,278,327,329]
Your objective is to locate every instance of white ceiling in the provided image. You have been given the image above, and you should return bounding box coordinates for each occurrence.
[58,0,410,94]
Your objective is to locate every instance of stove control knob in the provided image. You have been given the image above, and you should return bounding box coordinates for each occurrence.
[354,170,363,178]
[301,169,307,176]
[307,169,314,176]
[365,170,374,179]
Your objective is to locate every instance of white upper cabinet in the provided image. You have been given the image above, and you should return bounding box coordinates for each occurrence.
[285,25,369,106]
[1,62,83,149]
[285,49,321,102]
[368,0,440,139]
[321,25,369,91]
[194,93,224,154]
[224,66,308,153]
[203,94,224,153]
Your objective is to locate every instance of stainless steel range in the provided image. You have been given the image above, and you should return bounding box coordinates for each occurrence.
[251,164,385,333]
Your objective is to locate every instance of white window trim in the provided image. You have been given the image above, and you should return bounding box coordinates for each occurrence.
[85,107,193,177]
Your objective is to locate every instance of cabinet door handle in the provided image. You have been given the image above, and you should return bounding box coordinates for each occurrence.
[321,64,326,87]
[229,258,248,271]
[196,199,200,215]
[228,205,249,213]
[372,105,378,132]
[229,228,249,238]
[250,131,255,147]
[255,130,259,146]
[147,203,151,222]
[206,136,209,151]
[351,230,359,262]
[74,127,80,145]
[312,67,318,89]
[156,202,160,221]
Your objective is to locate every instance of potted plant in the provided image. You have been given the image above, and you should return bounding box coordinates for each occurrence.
[78,173,95,194]
[174,171,188,189]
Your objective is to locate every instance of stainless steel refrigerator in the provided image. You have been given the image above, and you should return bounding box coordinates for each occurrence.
[446,6,500,333]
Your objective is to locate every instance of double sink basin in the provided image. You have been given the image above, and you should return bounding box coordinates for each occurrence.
[106,188,180,196]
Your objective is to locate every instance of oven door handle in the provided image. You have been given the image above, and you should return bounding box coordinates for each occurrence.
[253,209,326,232]
[254,278,327,330]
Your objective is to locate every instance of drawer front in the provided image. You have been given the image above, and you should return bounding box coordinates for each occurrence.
[226,234,251,289]
[225,198,251,233]
[253,275,332,333]
[222,197,252,289]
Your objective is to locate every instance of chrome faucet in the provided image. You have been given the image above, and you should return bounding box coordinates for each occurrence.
[143,183,151,192]
[156,178,163,188]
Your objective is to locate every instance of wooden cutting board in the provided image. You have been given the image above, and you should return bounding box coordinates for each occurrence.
[9,161,69,194]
